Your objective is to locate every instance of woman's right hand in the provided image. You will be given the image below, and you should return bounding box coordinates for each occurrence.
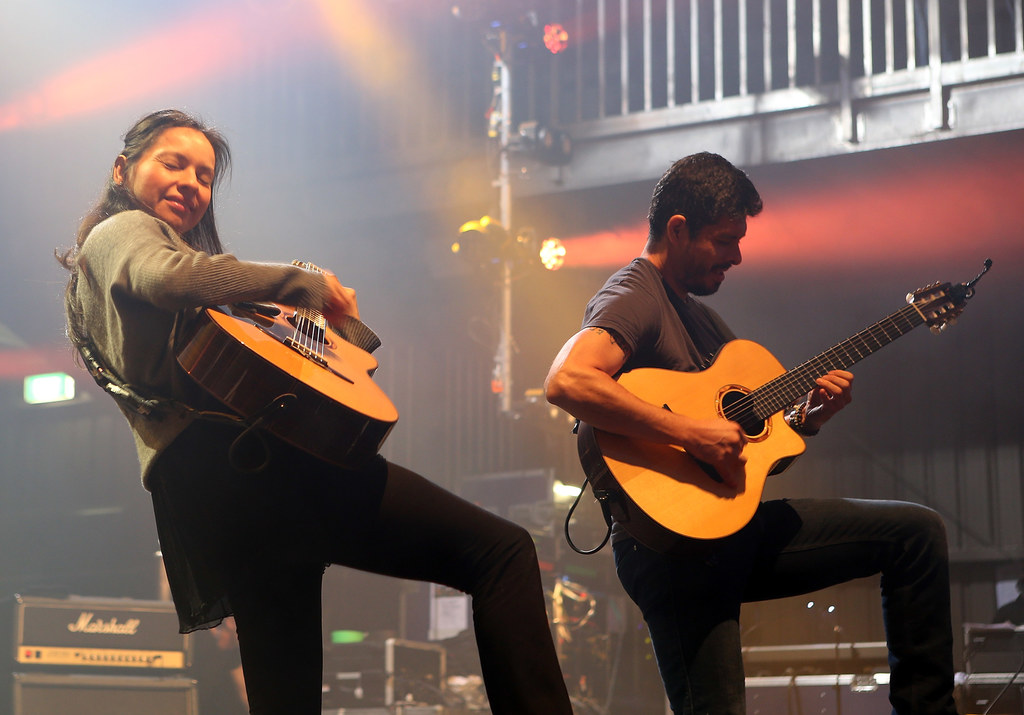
[321,272,360,324]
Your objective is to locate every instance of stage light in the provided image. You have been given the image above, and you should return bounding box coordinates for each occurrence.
[553,479,582,501]
[515,121,572,165]
[539,237,566,270]
[23,372,75,405]
[543,23,569,54]
[452,215,509,264]
[536,124,572,164]
[456,215,504,239]
[509,228,569,267]
[455,219,569,270]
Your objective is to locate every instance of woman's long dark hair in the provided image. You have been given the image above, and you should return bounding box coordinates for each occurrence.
[57,109,232,347]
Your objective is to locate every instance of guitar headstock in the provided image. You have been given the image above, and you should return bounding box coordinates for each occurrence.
[907,282,962,334]
[906,259,992,334]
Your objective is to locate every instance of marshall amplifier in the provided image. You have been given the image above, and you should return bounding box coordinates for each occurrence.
[7,595,190,671]
[12,672,197,715]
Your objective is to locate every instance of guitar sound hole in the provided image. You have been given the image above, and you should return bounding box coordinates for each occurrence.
[720,389,765,438]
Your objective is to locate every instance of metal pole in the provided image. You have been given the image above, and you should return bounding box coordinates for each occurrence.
[495,53,514,414]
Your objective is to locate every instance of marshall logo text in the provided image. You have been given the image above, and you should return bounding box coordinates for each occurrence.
[67,612,142,636]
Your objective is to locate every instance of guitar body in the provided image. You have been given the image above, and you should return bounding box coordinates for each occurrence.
[579,339,807,546]
[177,305,398,468]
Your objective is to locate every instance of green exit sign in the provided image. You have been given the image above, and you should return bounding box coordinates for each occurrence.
[23,372,76,404]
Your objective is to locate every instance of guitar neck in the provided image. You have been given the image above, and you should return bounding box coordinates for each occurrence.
[751,302,925,418]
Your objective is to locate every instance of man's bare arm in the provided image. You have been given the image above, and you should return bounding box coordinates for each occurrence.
[544,327,747,486]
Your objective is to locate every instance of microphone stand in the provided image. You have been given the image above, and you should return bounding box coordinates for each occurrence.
[833,624,843,715]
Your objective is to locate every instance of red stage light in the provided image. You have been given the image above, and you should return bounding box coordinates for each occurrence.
[543,23,569,54]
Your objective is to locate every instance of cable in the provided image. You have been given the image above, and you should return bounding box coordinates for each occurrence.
[563,476,612,555]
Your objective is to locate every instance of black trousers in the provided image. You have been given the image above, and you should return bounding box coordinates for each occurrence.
[614,497,958,715]
[151,421,572,714]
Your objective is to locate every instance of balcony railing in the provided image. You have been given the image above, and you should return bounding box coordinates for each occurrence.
[516,0,1024,142]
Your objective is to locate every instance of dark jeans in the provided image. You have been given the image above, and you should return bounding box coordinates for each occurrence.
[614,498,957,715]
[152,422,572,715]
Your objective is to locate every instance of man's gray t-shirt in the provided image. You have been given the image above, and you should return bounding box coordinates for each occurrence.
[582,257,735,374]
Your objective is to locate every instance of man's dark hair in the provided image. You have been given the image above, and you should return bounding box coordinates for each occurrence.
[647,152,763,241]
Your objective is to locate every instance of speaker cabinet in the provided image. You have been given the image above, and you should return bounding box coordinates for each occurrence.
[956,673,1024,715]
[12,672,197,715]
[322,638,445,708]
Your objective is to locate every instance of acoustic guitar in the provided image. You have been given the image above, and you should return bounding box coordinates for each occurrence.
[578,262,990,549]
[177,261,398,468]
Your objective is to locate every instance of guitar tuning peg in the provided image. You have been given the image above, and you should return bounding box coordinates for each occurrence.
[929,315,957,334]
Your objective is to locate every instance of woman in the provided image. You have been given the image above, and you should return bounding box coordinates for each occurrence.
[57,109,572,714]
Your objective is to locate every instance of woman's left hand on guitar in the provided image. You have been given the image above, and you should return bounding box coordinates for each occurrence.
[803,369,854,432]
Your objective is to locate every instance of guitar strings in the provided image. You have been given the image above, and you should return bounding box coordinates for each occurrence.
[293,307,328,361]
[720,303,924,423]
[291,262,328,362]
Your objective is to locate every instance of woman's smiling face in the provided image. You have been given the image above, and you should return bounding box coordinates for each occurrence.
[113,126,216,235]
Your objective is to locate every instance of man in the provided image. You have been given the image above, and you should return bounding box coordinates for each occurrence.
[545,152,957,714]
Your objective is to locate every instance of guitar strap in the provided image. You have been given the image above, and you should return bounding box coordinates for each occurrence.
[75,338,252,425]
[592,480,629,528]
[76,340,178,417]
[76,338,294,475]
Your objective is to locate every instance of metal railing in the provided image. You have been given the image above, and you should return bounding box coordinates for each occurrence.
[515,0,1024,141]
[240,2,1024,208]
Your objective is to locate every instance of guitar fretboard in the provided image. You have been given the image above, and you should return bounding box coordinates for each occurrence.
[732,302,926,421]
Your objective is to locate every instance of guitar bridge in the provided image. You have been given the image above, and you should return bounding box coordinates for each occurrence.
[283,337,329,368]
